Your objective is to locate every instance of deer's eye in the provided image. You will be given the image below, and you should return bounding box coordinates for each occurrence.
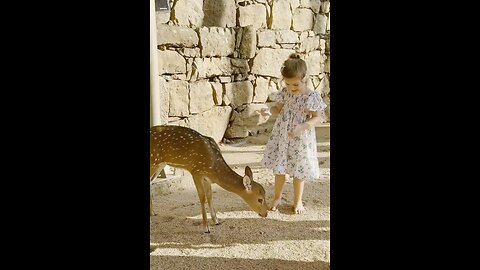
[258,199,263,203]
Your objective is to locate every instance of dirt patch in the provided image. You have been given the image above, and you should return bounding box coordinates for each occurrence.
[150,126,330,269]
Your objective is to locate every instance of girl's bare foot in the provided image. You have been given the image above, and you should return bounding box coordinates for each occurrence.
[269,198,282,211]
[293,202,305,214]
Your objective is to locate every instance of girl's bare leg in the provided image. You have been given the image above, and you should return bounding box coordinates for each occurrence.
[270,174,286,211]
[293,177,305,214]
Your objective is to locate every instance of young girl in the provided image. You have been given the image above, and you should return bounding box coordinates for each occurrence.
[260,53,327,214]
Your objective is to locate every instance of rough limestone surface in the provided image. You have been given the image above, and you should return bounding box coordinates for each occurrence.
[156,24,199,47]
[271,0,292,30]
[290,0,300,11]
[306,77,315,91]
[325,37,330,54]
[319,38,326,51]
[239,26,257,59]
[327,13,330,32]
[155,11,170,24]
[189,80,216,114]
[158,50,186,74]
[224,103,277,138]
[171,0,204,27]
[203,0,237,27]
[251,48,295,78]
[158,76,170,123]
[194,57,250,79]
[305,50,322,75]
[323,95,330,119]
[300,0,321,13]
[238,4,267,29]
[257,30,276,47]
[169,106,233,143]
[313,14,328,34]
[181,48,201,58]
[166,80,189,117]
[211,82,223,105]
[298,35,320,53]
[321,1,330,14]
[324,54,330,73]
[292,8,315,32]
[275,30,299,44]
[200,27,236,57]
[266,79,279,102]
[318,75,330,96]
[224,81,254,108]
[219,76,231,83]
[253,76,274,103]
[311,75,321,91]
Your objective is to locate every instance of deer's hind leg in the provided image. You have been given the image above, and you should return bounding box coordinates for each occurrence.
[150,163,166,216]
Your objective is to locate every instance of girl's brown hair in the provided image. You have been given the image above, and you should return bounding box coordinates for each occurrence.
[281,53,307,80]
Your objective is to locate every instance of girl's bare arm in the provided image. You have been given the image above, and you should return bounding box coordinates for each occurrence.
[258,103,284,116]
[303,110,322,129]
[288,110,323,138]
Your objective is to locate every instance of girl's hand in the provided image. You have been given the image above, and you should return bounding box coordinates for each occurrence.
[270,103,284,115]
[288,123,309,138]
[256,107,272,116]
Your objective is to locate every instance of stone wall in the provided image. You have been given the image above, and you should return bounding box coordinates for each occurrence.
[155,0,330,142]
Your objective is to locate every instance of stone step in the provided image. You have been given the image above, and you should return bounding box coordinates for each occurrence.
[315,123,330,141]
[151,173,194,196]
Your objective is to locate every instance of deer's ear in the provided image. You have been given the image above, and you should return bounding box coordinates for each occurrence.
[244,166,253,180]
[243,175,252,192]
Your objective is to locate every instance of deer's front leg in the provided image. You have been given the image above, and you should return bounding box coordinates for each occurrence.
[192,175,210,233]
[202,178,220,225]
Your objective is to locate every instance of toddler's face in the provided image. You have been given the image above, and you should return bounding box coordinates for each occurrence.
[283,77,306,94]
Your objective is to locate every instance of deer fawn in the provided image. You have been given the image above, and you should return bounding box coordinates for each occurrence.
[150,125,268,233]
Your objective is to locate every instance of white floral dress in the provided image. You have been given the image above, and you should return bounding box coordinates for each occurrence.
[261,88,327,181]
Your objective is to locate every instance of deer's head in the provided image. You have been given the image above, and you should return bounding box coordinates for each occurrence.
[241,166,268,218]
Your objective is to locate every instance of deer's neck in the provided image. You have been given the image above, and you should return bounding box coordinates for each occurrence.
[207,162,245,194]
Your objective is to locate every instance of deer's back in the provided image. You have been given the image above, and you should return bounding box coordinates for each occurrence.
[150,125,223,174]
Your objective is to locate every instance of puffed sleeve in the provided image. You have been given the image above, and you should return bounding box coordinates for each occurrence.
[268,88,287,103]
[306,91,327,112]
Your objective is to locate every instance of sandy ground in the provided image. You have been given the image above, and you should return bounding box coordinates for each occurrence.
[150,125,330,269]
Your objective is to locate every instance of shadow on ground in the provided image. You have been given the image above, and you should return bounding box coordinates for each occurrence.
[150,256,330,270]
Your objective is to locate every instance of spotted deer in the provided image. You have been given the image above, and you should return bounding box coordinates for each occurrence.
[150,125,268,233]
